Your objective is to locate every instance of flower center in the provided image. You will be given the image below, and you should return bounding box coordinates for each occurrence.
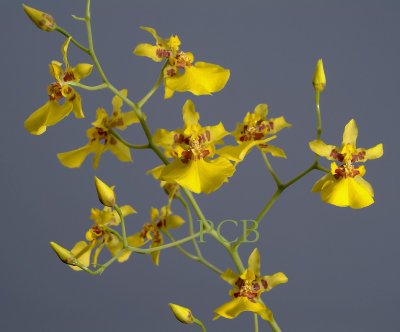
[181,135,210,163]
[233,278,260,302]
[239,120,274,142]
[334,153,361,179]
[48,83,63,101]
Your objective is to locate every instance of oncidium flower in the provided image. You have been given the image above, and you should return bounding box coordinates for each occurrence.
[148,100,236,194]
[214,248,288,321]
[133,27,230,99]
[218,104,291,162]
[309,119,383,209]
[69,204,137,270]
[57,90,142,169]
[130,206,185,266]
[24,37,93,135]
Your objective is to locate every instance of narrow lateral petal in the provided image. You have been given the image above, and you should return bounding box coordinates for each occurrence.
[57,143,98,168]
[220,269,240,286]
[260,272,288,292]
[165,215,185,229]
[309,139,337,160]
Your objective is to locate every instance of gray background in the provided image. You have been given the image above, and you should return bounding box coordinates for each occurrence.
[1,0,399,331]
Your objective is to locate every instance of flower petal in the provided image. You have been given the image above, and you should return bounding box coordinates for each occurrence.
[213,298,273,322]
[356,143,383,162]
[268,116,292,135]
[182,99,200,128]
[248,248,260,276]
[24,100,73,135]
[260,272,288,292]
[108,139,133,162]
[309,139,337,160]
[342,119,358,147]
[254,104,268,118]
[311,173,334,193]
[220,269,240,287]
[69,241,93,271]
[164,62,230,96]
[72,63,93,80]
[133,43,163,62]
[165,215,185,229]
[160,157,235,194]
[258,144,287,158]
[320,177,374,209]
[57,142,99,168]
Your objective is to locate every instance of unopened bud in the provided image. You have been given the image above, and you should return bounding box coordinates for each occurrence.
[94,176,116,207]
[23,4,56,32]
[50,242,75,265]
[169,303,194,324]
[312,59,326,92]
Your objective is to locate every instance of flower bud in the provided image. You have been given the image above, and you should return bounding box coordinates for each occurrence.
[94,176,116,207]
[23,4,56,32]
[312,59,326,92]
[168,303,194,324]
[50,242,75,265]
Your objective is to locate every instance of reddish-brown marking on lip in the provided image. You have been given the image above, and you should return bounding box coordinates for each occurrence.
[261,279,268,289]
[330,149,344,162]
[352,151,366,162]
[63,71,75,82]
[156,49,171,58]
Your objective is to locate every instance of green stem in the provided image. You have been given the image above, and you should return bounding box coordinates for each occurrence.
[105,226,123,241]
[55,26,90,54]
[162,229,198,260]
[261,152,282,187]
[254,313,259,332]
[68,82,107,91]
[193,318,207,332]
[268,320,283,332]
[177,195,202,258]
[108,127,149,149]
[113,204,128,247]
[137,61,167,108]
[85,0,108,83]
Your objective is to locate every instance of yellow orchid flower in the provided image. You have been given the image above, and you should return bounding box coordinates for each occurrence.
[309,119,383,208]
[24,37,93,135]
[57,90,142,169]
[148,100,236,194]
[69,205,137,271]
[130,206,185,266]
[214,248,288,321]
[133,26,230,99]
[217,104,291,162]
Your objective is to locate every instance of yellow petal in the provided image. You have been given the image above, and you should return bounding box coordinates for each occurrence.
[205,122,229,144]
[342,119,358,147]
[61,37,71,69]
[24,100,73,135]
[57,142,98,168]
[127,233,148,248]
[91,108,109,128]
[258,144,287,158]
[133,43,163,62]
[72,63,93,80]
[69,241,93,271]
[356,143,383,162]
[248,248,260,276]
[254,104,268,118]
[139,26,165,45]
[150,207,159,224]
[260,272,288,292]
[309,139,337,160]
[108,139,133,162]
[354,175,374,197]
[69,90,85,119]
[218,141,263,162]
[182,100,200,128]
[320,177,374,209]
[165,215,185,229]
[160,157,236,194]
[220,269,240,286]
[164,85,175,99]
[213,298,273,321]
[92,242,105,267]
[164,62,230,96]
[268,116,292,135]
[150,235,163,266]
[311,173,334,193]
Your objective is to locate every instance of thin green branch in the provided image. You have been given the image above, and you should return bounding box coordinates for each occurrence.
[254,313,259,332]
[68,82,107,91]
[177,195,202,258]
[268,320,283,332]
[55,26,90,54]
[137,61,168,108]
[105,226,122,241]
[113,204,127,247]
[108,127,149,149]
[261,152,282,187]
[194,318,207,332]
[162,229,198,260]
[315,91,322,140]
